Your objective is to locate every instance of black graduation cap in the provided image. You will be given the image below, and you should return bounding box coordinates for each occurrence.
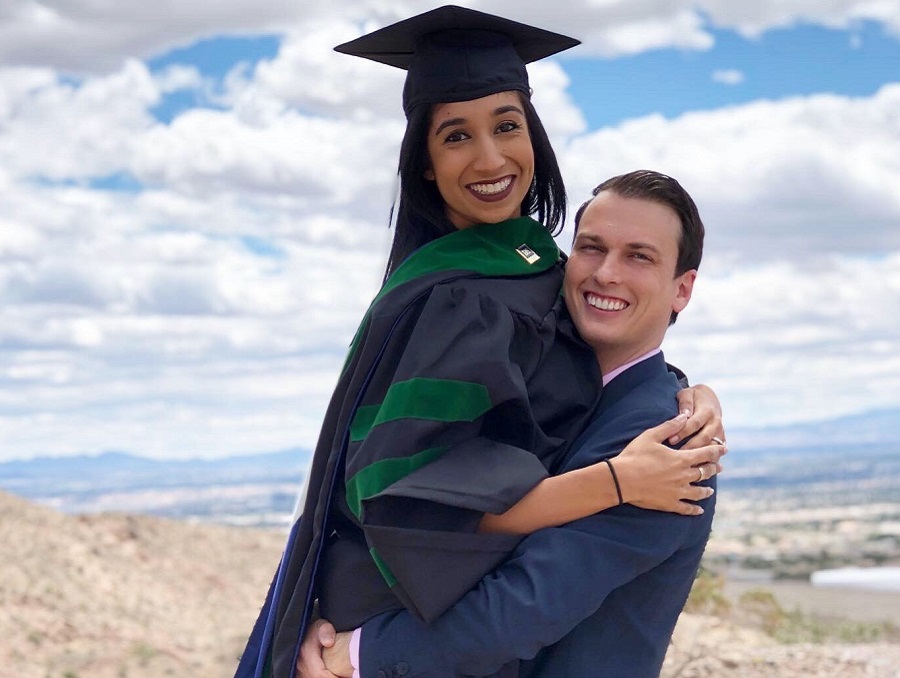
[334,5,580,116]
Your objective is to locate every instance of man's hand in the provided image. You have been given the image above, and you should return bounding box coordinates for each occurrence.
[323,631,354,677]
[295,619,344,678]
[673,384,725,447]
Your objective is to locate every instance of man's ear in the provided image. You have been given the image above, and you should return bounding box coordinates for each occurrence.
[672,269,697,314]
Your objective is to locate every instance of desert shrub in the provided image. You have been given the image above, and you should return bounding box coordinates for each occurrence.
[682,568,731,617]
[735,587,893,644]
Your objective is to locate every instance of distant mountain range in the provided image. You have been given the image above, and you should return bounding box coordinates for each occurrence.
[0,448,311,491]
[724,407,899,450]
[0,448,312,528]
[713,408,899,497]
[1,407,896,526]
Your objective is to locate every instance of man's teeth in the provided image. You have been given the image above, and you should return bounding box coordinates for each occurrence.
[587,295,627,311]
[470,177,512,195]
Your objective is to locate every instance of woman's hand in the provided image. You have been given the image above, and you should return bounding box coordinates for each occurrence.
[612,413,725,515]
[673,384,725,448]
[295,619,349,678]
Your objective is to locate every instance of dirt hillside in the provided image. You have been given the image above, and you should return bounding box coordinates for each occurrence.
[0,490,284,678]
[2,490,898,678]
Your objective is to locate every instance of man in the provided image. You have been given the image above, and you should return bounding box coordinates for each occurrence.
[303,169,719,677]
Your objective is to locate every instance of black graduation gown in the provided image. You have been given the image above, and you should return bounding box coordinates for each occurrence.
[235,216,601,678]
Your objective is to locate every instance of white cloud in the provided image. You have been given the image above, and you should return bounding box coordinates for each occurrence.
[697,0,900,38]
[528,61,589,142]
[560,84,900,258]
[665,253,900,425]
[573,7,715,57]
[557,86,900,430]
[0,61,159,179]
[154,63,204,94]
[237,20,408,120]
[0,0,306,73]
[1,3,899,460]
[131,107,401,211]
[712,68,745,85]
[4,1,900,73]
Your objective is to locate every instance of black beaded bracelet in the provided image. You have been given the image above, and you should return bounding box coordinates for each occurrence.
[604,459,624,505]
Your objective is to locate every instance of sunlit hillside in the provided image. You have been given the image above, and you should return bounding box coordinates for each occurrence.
[2,491,898,678]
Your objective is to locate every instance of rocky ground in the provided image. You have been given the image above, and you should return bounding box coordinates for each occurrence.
[663,614,900,678]
[0,490,285,677]
[2,490,898,678]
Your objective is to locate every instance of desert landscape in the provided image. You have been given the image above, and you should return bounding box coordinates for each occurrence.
[0,491,283,678]
[2,490,898,678]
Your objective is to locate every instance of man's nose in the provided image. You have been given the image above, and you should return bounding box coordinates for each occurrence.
[591,256,622,284]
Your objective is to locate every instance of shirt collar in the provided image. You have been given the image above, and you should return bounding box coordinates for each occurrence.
[601,348,662,386]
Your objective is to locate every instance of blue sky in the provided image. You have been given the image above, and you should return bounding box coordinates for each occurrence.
[1,1,899,460]
[141,21,900,131]
[567,21,900,127]
[148,35,281,123]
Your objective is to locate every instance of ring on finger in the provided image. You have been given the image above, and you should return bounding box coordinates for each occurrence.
[697,466,705,482]
[711,436,725,446]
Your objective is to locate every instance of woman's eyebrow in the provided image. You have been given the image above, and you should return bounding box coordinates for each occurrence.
[434,117,466,136]
[433,105,525,136]
[494,104,525,116]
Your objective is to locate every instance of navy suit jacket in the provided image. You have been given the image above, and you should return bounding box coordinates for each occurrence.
[359,352,716,678]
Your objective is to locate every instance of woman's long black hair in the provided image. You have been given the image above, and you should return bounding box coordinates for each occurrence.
[383,93,567,280]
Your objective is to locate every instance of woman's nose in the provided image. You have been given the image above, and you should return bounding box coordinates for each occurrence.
[471,138,505,173]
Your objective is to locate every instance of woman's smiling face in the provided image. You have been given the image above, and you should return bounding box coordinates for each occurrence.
[425,91,535,230]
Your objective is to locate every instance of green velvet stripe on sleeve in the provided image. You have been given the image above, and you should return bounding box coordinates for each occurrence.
[345,445,448,519]
[368,547,398,588]
[349,377,492,443]
[344,379,493,517]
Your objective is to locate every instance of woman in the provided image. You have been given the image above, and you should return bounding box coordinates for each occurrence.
[236,8,725,678]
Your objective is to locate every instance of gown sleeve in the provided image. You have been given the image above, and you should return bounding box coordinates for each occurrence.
[343,281,556,623]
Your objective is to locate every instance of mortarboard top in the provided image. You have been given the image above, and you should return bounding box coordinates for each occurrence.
[334,5,580,116]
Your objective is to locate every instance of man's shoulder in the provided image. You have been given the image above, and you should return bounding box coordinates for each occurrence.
[603,355,680,417]
[563,357,680,468]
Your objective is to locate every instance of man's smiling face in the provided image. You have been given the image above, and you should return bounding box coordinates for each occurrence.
[564,190,696,374]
